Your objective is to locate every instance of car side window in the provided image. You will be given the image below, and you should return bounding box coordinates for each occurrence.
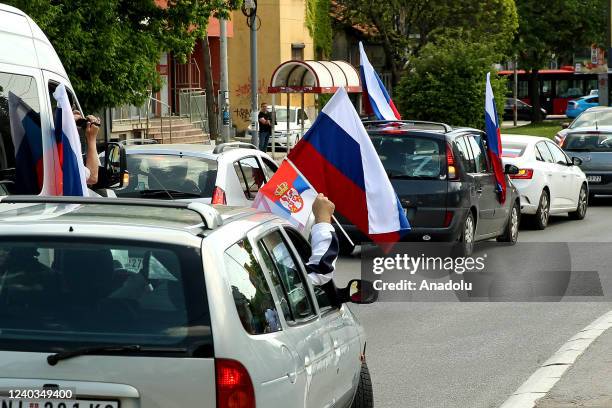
[283,227,336,312]
[455,137,476,173]
[261,157,278,181]
[258,230,316,322]
[534,145,544,161]
[234,156,266,200]
[467,135,487,173]
[536,142,554,163]
[224,239,281,335]
[547,142,570,165]
[0,72,42,193]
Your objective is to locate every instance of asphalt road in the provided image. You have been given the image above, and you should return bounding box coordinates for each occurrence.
[334,197,612,408]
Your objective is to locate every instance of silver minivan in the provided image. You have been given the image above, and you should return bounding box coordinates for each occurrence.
[0,196,375,408]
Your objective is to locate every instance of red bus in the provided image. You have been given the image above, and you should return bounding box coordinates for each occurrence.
[498,67,600,115]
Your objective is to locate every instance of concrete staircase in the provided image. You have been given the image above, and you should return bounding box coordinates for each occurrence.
[111,116,211,145]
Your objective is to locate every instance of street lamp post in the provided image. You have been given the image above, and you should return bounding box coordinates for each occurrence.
[244,0,258,147]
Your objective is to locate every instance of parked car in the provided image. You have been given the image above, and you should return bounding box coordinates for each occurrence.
[335,121,522,256]
[503,98,547,121]
[113,142,279,206]
[561,130,612,200]
[247,105,311,150]
[0,195,376,408]
[0,3,123,195]
[555,106,612,146]
[501,135,588,229]
[565,95,599,118]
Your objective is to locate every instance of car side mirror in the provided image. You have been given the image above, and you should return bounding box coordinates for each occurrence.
[344,279,378,304]
[104,142,127,188]
[571,157,582,166]
[561,122,570,129]
[504,164,519,175]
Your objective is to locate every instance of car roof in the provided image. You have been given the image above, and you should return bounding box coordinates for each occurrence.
[0,4,69,79]
[582,106,612,112]
[0,197,275,240]
[123,143,265,161]
[500,134,546,144]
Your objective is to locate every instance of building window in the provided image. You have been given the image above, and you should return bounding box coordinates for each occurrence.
[291,43,305,61]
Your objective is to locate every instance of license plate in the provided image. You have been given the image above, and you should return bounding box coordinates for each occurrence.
[0,399,119,408]
[587,175,602,183]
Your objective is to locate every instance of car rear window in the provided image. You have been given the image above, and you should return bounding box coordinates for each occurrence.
[502,143,527,158]
[563,133,612,152]
[117,154,218,199]
[0,239,212,355]
[370,134,445,179]
[570,110,612,129]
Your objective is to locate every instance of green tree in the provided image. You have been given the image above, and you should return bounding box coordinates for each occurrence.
[514,0,607,122]
[306,0,333,59]
[395,39,507,129]
[6,0,239,113]
[335,0,517,86]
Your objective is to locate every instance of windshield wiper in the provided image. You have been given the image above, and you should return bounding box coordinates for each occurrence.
[138,189,201,199]
[47,344,187,366]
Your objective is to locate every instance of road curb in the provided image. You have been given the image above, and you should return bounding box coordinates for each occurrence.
[499,310,612,408]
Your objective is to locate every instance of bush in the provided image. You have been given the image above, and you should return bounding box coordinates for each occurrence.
[395,39,507,129]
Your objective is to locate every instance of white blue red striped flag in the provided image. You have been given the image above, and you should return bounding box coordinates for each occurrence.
[50,84,89,196]
[359,42,401,121]
[485,72,506,203]
[288,87,410,243]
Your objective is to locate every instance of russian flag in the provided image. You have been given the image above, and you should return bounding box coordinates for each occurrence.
[359,42,401,121]
[485,72,506,203]
[288,87,410,243]
[7,92,46,194]
[253,160,317,231]
[50,84,89,197]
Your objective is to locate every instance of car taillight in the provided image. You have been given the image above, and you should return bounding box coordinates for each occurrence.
[446,143,458,180]
[212,186,226,205]
[216,359,255,408]
[443,211,453,227]
[510,168,534,179]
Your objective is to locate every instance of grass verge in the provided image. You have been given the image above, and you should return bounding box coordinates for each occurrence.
[502,120,566,139]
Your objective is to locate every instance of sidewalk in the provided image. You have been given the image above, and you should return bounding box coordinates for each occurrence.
[535,326,612,407]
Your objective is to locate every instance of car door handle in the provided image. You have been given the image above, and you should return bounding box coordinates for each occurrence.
[333,339,339,349]
[476,187,483,194]
[304,356,311,367]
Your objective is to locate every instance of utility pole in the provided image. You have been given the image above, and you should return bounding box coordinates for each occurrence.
[244,0,258,147]
[219,18,230,142]
[513,57,518,126]
[599,0,612,106]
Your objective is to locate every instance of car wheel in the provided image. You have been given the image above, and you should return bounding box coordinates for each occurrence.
[351,361,373,408]
[458,212,475,256]
[498,200,520,243]
[531,190,550,230]
[569,184,588,220]
[338,234,355,256]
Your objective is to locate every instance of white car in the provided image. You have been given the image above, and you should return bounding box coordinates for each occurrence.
[501,135,588,229]
[0,196,375,408]
[114,142,279,206]
[555,106,612,145]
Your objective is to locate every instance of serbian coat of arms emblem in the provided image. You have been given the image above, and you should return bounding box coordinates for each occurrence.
[274,181,304,213]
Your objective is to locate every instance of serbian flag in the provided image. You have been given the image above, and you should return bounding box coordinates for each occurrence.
[485,72,506,203]
[51,84,89,196]
[359,42,401,120]
[252,160,318,231]
[288,87,410,243]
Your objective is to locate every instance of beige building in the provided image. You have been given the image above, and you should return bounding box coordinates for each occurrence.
[228,0,316,133]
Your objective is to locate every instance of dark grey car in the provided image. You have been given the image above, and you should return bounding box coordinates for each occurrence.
[336,121,521,255]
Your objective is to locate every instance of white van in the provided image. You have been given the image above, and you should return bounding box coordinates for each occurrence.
[0,4,123,195]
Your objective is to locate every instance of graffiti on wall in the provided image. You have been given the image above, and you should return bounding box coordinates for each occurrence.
[234,77,267,97]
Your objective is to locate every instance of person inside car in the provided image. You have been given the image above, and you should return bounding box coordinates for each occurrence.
[72,110,101,186]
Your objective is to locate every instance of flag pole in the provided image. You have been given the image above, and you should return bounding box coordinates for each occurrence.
[285,158,355,248]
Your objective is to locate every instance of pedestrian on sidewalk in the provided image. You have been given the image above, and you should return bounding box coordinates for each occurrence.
[257,102,272,151]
